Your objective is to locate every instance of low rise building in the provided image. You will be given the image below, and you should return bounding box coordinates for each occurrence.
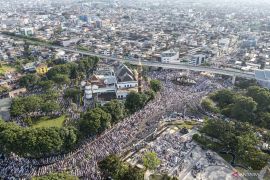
[161,49,179,63]
[189,54,207,66]
[255,69,270,88]
[20,27,34,36]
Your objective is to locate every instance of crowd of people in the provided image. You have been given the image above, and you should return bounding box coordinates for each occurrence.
[0,70,232,179]
[0,153,34,179]
[138,130,196,177]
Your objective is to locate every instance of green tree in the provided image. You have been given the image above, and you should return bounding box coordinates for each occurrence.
[79,108,111,136]
[144,90,155,102]
[10,98,25,116]
[52,74,70,85]
[150,79,162,92]
[41,91,59,101]
[243,150,269,170]
[236,132,258,157]
[98,154,127,179]
[24,96,43,113]
[235,79,257,89]
[19,74,40,89]
[92,108,111,132]
[201,119,229,139]
[23,42,30,57]
[122,166,144,180]
[59,127,78,150]
[125,91,148,114]
[231,95,257,122]
[210,89,235,108]
[257,112,270,129]
[79,110,101,136]
[0,121,21,154]
[103,100,125,124]
[37,80,54,91]
[201,98,220,113]
[64,88,81,103]
[41,101,60,114]
[142,151,161,170]
[34,127,63,156]
[0,120,77,158]
[246,86,270,112]
[199,118,270,170]
[77,56,99,76]
[47,64,71,79]
[70,65,79,79]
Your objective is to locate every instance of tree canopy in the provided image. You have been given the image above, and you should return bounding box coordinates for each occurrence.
[102,100,125,124]
[19,74,40,89]
[0,120,77,158]
[79,107,111,136]
[150,79,162,92]
[142,151,161,170]
[206,87,270,129]
[199,118,269,170]
[64,88,81,103]
[230,95,257,122]
[209,89,235,108]
[46,56,99,84]
[125,91,148,114]
[10,92,60,118]
[98,154,128,179]
[98,154,144,180]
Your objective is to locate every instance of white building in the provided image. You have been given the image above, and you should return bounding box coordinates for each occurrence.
[20,27,34,36]
[115,63,138,99]
[84,84,93,100]
[189,54,207,66]
[255,69,270,89]
[161,49,179,63]
[117,81,138,89]
[116,87,138,99]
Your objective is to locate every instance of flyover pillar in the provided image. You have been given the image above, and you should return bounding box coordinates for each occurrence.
[232,75,236,85]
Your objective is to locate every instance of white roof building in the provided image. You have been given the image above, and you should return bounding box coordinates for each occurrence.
[255,69,270,89]
[161,49,179,63]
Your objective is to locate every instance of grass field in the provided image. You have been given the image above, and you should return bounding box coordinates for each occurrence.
[0,65,16,75]
[32,115,66,128]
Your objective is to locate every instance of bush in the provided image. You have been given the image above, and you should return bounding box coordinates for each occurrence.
[201,98,219,113]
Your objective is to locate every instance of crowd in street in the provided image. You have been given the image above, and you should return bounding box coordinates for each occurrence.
[0,70,232,179]
[0,153,34,179]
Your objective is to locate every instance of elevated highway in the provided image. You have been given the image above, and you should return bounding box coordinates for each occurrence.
[54,46,255,79]
[0,32,256,79]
